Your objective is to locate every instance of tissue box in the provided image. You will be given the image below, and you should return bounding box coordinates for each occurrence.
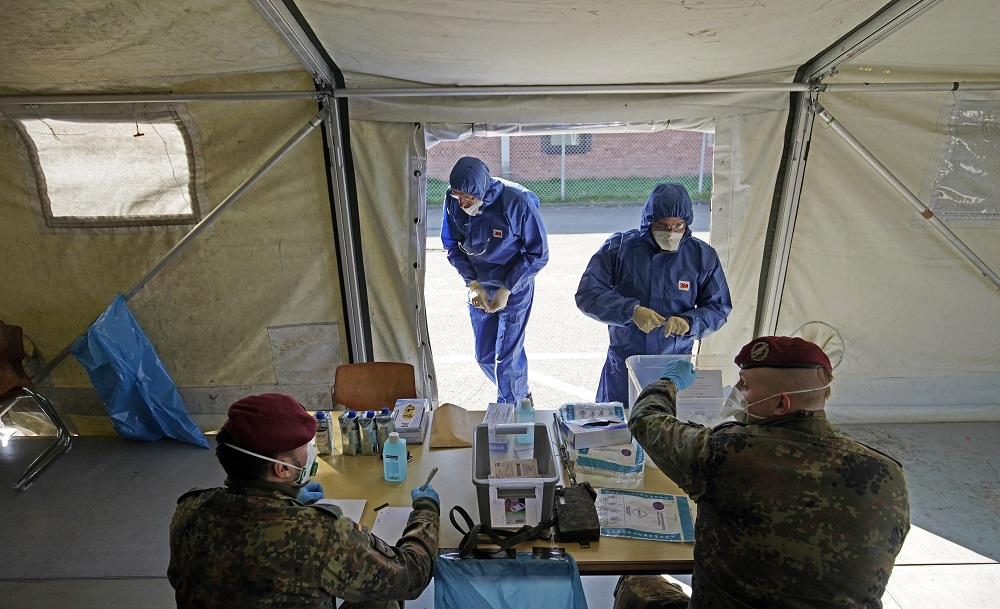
[392,398,429,444]
[557,402,632,450]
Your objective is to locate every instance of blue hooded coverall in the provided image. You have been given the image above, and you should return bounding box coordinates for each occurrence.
[575,183,732,405]
[441,157,549,404]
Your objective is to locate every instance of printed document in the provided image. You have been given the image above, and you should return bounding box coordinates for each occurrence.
[596,489,695,542]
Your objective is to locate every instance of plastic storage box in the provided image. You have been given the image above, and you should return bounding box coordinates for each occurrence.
[472,422,558,528]
[626,354,739,426]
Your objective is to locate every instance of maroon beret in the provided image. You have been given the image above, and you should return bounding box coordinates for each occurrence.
[224,393,316,453]
[735,336,832,371]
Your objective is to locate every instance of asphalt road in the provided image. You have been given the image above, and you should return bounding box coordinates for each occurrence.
[424,202,710,410]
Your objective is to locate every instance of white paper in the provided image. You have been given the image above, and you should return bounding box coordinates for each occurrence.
[678,369,723,399]
[488,478,543,527]
[371,507,413,543]
[490,459,538,478]
[315,498,366,523]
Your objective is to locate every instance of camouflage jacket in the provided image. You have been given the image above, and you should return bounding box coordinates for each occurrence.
[629,379,910,609]
[168,478,439,609]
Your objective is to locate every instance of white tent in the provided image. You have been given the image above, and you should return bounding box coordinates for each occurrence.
[2,0,998,434]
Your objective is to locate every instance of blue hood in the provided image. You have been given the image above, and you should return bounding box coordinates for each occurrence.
[449,156,494,201]
[640,183,694,231]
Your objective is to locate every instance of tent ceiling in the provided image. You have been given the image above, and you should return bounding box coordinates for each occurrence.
[1,2,302,94]
[834,1,1000,80]
[294,0,885,87]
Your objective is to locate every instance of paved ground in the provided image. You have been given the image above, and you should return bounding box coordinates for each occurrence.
[424,202,710,410]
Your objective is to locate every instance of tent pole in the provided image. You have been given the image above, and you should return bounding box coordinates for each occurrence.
[813,102,1000,291]
[33,109,331,384]
[0,92,324,105]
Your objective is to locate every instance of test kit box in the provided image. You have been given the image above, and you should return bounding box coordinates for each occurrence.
[472,422,558,528]
[557,402,632,450]
[483,402,515,451]
[392,398,429,445]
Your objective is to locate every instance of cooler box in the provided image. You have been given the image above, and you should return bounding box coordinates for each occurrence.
[626,354,738,426]
[472,422,558,528]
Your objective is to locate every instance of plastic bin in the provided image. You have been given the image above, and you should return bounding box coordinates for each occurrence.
[473,422,558,527]
[626,354,739,426]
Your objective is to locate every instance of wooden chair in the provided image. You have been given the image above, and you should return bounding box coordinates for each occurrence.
[1,320,72,490]
[332,362,419,412]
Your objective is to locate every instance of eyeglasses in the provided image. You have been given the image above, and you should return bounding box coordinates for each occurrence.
[651,220,687,233]
[451,191,480,205]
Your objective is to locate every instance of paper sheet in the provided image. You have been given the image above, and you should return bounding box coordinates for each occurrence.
[488,478,543,527]
[371,507,413,543]
[596,489,696,542]
[315,498,366,523]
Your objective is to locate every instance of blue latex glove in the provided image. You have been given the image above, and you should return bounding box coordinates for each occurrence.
[660,360,697,391]
[297,481,324,504]
[411,483,440,506]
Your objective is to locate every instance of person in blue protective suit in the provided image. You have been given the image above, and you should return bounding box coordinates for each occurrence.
[441,156,549,405]
[575,183,732,405]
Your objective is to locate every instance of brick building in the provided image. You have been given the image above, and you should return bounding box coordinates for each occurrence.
[426,130,712,182]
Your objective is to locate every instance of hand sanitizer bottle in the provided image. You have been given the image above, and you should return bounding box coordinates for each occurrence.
[515,397,534,444]
[383,432,408,482]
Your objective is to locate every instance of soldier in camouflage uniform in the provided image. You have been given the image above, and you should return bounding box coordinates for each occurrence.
[616,336,910,609]
[168,393,439,609]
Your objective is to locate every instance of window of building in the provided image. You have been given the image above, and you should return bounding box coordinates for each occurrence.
[541,133,592,155]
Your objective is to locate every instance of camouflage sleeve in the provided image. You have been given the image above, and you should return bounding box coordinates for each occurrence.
[628,378,714,499]
[324,499,439,603]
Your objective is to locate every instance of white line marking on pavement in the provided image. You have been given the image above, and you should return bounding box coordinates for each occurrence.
[528,371,596,400]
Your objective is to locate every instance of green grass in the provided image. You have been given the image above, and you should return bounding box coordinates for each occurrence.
[427,176,711,206]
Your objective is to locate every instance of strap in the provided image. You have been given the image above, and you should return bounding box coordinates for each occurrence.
[449,505,552,556]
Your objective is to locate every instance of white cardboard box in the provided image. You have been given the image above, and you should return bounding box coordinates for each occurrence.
[392,398,429,444]
[557,402,632,450]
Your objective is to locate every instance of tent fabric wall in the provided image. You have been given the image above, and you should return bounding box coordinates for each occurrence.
[1,73,348,432]
[350,119,438,403]
[777,90,1000,421]
[700,109,790,359]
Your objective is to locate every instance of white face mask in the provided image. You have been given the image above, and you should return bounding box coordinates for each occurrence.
[460,200,483,216]
[721,383,831,424]
[223,441,319,486]
[653,230,682,251]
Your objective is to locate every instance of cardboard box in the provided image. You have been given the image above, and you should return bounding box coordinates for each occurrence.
[557,402,632,450]
[391,398,429,444]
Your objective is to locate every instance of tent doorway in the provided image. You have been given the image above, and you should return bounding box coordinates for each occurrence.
[424,130,714,410]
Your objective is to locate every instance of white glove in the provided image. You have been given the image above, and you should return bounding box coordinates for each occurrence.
[487,287,511,313]
[664,316,690,337]
[468,281,489,309]
[632,306,665,333]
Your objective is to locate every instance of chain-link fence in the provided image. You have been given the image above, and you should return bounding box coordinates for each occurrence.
[427,130,714,206]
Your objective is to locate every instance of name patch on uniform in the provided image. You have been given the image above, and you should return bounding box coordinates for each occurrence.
[492,229,503,238]
[678,280,691,291]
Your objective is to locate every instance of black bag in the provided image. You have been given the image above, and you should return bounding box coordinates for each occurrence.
[449,505,552,557]
[553,481,600,543]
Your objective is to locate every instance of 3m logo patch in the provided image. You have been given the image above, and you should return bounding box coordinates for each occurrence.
[492,229,503,238]
[678,280,691,291]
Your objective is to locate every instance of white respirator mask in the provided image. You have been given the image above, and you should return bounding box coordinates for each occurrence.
[223,440,319,486]
[459,199,483,216]
[653,230,682,251]
[721,384,831,424]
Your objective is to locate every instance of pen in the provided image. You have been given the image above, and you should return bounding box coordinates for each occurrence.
[373,502,389,512]
[419,467,439,491]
